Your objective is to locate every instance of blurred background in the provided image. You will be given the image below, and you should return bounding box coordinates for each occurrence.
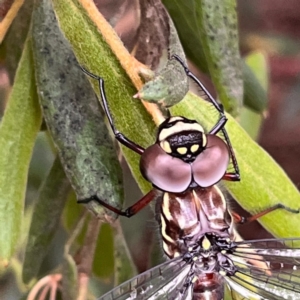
[239,0,300,186]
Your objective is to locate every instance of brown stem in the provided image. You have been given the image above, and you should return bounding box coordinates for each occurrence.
[76,217,102,300]
[78,0,165,125]
[0,0,24,42]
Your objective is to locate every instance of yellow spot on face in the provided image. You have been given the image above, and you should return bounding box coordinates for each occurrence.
[192,276,198,283]
[160,140,172,153]
[202,236,211,250]
[221,250,226,254]
[219,270,226,276]
[177,147,187,155]
[193,256,198,261]
[190,144,199,153]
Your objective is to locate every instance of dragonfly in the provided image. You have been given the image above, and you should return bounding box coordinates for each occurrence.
[80,56,300,299]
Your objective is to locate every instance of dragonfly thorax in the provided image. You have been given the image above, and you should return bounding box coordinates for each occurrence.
[158,186,235,259]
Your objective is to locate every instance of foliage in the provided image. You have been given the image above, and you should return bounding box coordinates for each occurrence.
[0,0,299,299]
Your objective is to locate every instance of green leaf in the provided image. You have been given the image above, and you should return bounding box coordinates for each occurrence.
[135,1,189,107]
[194,0,243,116]
[0,36,42,262]
[239,107,262,140]
[52,0,156,195]
[112,222,136,285]
[171,93,300,238]
[163,0,243,116]
[245,51,268,91]
[243,62,268,113]
[162,0,267,114]
[162,0,208,72]
[32,0,124,220]
[22,156,71,284]
[240,51,268,139]
[93,223,114,278]
[242,51,268,113]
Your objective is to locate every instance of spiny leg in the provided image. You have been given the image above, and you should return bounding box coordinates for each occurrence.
[232,203,300,225]
[172,54,240,181]
[80,66,145,155]
[78,189,158,218]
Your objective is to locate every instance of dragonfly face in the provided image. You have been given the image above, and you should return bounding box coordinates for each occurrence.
[140,116,231,193]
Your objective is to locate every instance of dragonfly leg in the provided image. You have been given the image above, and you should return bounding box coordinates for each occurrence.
[78,189,158,218]
[80,66,145,155]
[222,172,240,181]
[172,55,240,181]
[220,129,240,182]
[232,203,300,225]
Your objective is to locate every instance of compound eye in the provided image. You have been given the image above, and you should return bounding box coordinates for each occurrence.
[140,144,192,193]
[192,135,230,187]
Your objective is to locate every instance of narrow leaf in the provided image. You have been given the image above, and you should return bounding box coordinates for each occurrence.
[240,52,268,139]
[162,0,267,113]
[32,0,124,220]
[112,221,136,285]
[172,93,300,238]
[196,0,243,116]
[243,52,269,112]
[245,52,268,92]
[0,36,42,262]
[162,0,242,116]
[92,223,114,278]
[53,0,156,195]
[22,156,71,283]
[76,0,165,125]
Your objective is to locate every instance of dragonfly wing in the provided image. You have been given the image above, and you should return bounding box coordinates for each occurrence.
[98,257,193,300]
[225,238,300,300]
